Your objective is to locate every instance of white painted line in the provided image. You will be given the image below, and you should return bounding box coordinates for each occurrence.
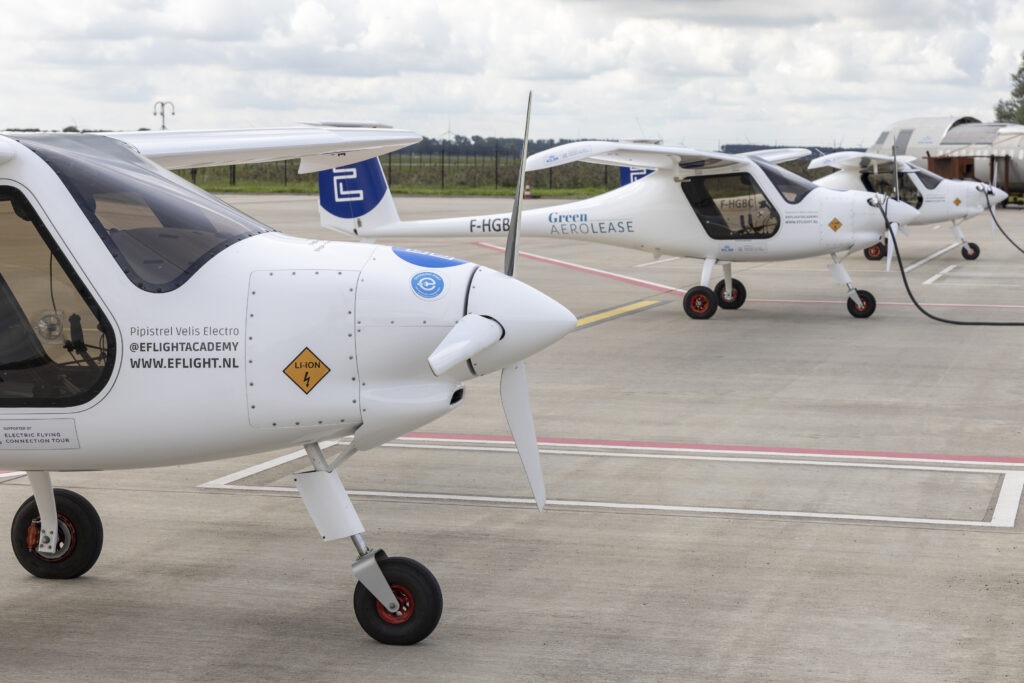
[379,441,1019,475]
[196,445,333,489]
[198,486,1016,528]
[635,256,681,268]
[398,435,1024,469]
[0,471,25,482]
[991,472,1024,527]
[905,242,961,272]
[923,264,959,285]
[199,439,1023,529]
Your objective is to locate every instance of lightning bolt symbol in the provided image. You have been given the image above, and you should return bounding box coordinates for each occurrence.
[303,371,310,388]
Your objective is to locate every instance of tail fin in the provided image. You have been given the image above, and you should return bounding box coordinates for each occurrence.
[317,158,399,237]
[618,166,654,186]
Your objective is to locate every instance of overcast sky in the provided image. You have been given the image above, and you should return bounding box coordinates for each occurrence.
[2,0,1022,149]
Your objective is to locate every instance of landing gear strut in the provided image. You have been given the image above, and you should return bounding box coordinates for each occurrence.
[950,219,980,260]
[296,442,443,645]
[829,253,876,318]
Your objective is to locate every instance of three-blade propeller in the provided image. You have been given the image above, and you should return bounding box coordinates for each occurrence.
[426,92,550,510]
[498,92,547,509]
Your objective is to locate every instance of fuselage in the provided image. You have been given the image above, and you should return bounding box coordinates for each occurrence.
[815,164,1005,225]
[360,165,904,262]
[0,133,573,471]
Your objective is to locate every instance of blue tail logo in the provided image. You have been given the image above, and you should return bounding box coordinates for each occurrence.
[318,158,389,219]
[619,166,654,186]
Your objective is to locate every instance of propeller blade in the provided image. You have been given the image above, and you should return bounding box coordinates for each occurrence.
[504,91,533,278]
[427,313,504,376]
[499,362,546,510]
[885,226,895,272]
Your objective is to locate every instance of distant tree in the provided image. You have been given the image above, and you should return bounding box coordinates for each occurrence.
[994,51,1024,124]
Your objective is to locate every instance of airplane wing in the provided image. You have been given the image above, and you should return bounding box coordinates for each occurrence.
[739,148,811,164]
[104,126,422,173]
[808,151,917,172]
[525,141,747,174]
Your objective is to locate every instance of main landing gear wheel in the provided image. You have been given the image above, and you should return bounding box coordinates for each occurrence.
[846,290,876,319]
[11,488,103,579]
[863,242,885,261]
[714,279,747,310]
[353,555,443,645]
[683,286,718,319]
[961,242,980,260]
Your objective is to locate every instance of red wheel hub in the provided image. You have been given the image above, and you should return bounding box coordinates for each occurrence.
[25,514,77,561]
[376,583,415,624]
[689,295,709,313]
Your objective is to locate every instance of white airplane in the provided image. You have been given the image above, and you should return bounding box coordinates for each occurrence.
[808,151,1008,261]
[0,123,575,645]
[318,141,919,319]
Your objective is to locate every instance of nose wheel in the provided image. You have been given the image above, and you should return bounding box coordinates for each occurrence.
[961,242,980,260]
[846,290,876,318]
[353,554,443,645]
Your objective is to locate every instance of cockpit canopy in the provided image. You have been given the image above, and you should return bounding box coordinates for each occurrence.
[17,134,270,293]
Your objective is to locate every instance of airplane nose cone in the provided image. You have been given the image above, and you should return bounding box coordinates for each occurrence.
[463,266,576,376]
[885,199,919,226]
[993,186,1009,205]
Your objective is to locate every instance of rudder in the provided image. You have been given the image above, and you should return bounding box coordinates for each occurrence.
[318,158,399,236]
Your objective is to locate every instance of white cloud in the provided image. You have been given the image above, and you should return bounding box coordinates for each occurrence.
[0,0,1021,148]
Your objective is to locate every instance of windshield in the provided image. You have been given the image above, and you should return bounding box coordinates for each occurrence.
[753,159,817,204]
[910,167,944,190]
[17,134,270,293]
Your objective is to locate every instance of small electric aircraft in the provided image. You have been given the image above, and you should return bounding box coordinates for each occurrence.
[319,142,919,319]
[808,151,1008,261]
[0,123,575,645]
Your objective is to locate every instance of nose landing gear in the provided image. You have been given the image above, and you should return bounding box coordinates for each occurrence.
[296,442,443,645]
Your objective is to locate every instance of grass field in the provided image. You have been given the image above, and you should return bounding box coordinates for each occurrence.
[182,152,618,197]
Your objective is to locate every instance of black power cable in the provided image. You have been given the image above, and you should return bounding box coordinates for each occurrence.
[983,188,1024,255]
[879,196,1024,326]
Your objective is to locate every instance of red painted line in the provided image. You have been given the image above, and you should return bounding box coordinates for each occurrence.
[473,242,685,295]
[406,431,1024,465]
[478,242,1024,311]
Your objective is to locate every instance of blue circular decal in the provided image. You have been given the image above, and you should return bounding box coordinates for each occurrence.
[393,248,466,268]
[411,272,444,299]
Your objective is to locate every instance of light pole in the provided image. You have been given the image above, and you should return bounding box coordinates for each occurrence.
[153,101,175,130]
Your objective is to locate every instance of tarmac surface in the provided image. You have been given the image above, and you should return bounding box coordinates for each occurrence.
[3,193,1024,682]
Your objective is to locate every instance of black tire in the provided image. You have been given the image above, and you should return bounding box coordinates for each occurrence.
[961,242,980,260]
[353,556,443,645]
[713,279,747,310]
[683,286,718,319]
[863,242,884,261]
[846,290,876,319]
[11,488,103,579]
